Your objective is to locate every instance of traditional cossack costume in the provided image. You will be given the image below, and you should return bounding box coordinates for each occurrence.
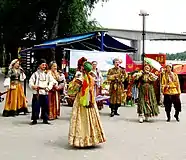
[107,58,127,117]
[161,64,181,122]
[29,59,55,125]
[3,59,28,117]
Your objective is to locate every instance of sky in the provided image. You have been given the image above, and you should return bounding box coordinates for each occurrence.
[90,0,186,53]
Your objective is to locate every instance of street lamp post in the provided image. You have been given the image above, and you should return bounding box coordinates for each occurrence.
[139,10,149,70]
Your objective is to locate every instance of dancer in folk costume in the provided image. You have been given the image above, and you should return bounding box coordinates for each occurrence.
[159,67,165,107]
[107,58,127,117]
[90,61,104,110]
[3,59,28,117]
[133,65,160,123]
[161,64,181,122]
[48,61,67,120]
[29,59,55,125]
[126,74,134,106]
[68,57,106,148]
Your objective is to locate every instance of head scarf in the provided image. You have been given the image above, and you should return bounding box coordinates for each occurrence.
[9,59,19,69]
[49,61,57,69]
[166,63,172,68]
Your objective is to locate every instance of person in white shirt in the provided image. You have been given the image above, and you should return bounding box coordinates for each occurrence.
[29,59,55,125]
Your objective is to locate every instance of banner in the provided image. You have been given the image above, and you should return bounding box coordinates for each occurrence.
[69,49,127,71]
[126,54,136,72]
[145,54,166,66]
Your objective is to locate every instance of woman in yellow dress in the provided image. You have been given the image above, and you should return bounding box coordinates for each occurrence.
[3,59,28,117]
[68,57,106,148]
[48,61,66,120]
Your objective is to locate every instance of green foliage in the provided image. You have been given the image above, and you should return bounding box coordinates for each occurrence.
[0,0,107,65]
[166,51,186,61]
[0,0,105,41]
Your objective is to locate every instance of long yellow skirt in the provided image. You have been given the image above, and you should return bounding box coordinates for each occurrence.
[3,83,28,117]
[68,94,106,148]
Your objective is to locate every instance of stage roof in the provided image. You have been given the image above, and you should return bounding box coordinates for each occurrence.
[20,31,136,53]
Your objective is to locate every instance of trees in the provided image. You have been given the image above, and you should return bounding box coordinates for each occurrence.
[0,0,106,65]
[166,52,186,61]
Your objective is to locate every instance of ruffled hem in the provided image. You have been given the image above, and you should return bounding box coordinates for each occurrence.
[68,135,106,148]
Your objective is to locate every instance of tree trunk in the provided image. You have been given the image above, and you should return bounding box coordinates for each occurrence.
[50,1,62,61]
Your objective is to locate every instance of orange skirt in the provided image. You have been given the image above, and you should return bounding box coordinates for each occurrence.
[3,83,28,117]
[48,90,60,120]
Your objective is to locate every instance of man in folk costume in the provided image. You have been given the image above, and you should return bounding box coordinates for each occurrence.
[161,64,181,122]
[107,58,127,117]
[29,59,55,125]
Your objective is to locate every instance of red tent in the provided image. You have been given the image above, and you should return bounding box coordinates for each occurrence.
[173,64,186,74]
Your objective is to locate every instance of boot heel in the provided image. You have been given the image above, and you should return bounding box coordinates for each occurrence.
[166,112,171,122]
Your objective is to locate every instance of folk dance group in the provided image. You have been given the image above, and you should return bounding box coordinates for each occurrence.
[1,56,181,148]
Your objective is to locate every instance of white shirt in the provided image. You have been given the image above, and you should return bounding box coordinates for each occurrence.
[92,69,103,87]
[29,70,55,95]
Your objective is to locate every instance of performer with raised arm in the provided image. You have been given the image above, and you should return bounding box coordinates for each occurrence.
[68,57,106,148]
[161,64,181,122]
[29,59,55,125]
[107,58,127,117]
[133,64,160,123]
[3,59,28,117]
[48,61,67,120]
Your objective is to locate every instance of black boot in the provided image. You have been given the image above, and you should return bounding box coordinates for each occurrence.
[43,120,51,125]
[114,105,120,116]
[30,120,37,125]
[114,110,120,116]
[110,111,114,117]
[166,112,171,122]
[174,111,180,122]
[110,108,115,117]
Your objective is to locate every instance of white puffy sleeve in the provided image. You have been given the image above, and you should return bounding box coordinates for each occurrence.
[47,73,57,90]
[20,72,26,81]
[29,73,36,90]
[3,70,12,88]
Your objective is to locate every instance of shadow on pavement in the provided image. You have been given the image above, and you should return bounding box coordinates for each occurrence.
[99,112,110,117]
[11,120,31,125]
[44,136,103,150]
[55,116,70,121]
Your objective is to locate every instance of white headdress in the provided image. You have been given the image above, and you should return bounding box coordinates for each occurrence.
[166,63,172,68]
[9,59,19,69]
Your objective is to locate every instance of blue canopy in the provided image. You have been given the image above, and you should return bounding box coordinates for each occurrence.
[34,32,96,49]
[20,31,136,53]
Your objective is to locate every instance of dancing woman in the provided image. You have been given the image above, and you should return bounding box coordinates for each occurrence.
[68,57,106,148]
[133,65,160,123]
